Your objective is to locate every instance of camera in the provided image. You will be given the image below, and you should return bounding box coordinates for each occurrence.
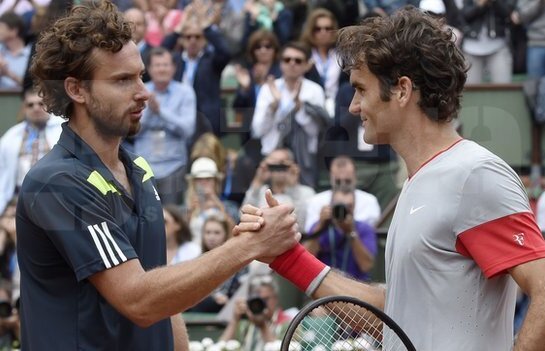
[246,296,267,315]
[332,203,348,221]
[0,301,12,318]
[267,163,289,172]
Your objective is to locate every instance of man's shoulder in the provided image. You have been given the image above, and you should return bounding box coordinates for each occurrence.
[1,121,26,138]
[302,78,324,91]
[354,189,379,203]
[24,147,85,188]
[311,190,332,201]
[169,80,194,94]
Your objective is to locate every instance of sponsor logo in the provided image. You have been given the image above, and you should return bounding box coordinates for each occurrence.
[87,222,128,268]
[152,185,161,201]
[513,233,525,246]
[409,205,426,215]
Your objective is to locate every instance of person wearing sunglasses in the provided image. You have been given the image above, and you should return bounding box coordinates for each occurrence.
[232,29,282,155]
[300,8,348,118]
[251,41,328,188]
[0,86,62,215]
[162,0,232,139]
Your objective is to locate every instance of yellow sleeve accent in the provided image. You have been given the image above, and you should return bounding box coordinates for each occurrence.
[87,170,121,195]
[133,156,155,182]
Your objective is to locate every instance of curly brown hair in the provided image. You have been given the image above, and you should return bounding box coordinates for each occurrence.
[30,0,132,119]
[336,6,467,122]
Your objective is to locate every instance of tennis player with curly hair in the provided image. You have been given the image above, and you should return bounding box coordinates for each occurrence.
[16,1,300,350]
[239,6,545,351]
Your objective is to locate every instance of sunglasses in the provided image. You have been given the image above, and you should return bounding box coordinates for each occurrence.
[183,34,203,40]
[25,102,45,108]
[282,56,305,65]
[255,43,273,50]
[313,26,333,33]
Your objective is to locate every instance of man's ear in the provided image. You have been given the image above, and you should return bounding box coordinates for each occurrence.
[64,77,86,104]
[396,76,414,106]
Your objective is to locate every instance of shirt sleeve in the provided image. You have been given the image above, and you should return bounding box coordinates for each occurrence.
[454,159,545,278]
[25,172,137,281]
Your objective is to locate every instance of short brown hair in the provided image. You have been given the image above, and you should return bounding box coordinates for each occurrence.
[281,41,311,61]
[163,204,193,245]
[30,0,132,119]
[337,6,467,122]
[246,29,280,63]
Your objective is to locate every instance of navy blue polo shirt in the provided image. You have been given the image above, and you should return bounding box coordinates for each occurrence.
[16,123,173,350]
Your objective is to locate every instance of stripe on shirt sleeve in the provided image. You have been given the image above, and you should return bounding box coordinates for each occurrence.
[87,222,128,269]
[455,212,545,278]
[88,224,112,269]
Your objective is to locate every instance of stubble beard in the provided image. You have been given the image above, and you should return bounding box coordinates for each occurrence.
[86,95,141,138]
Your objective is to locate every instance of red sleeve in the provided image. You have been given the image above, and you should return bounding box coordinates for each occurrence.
[455,212,545,278]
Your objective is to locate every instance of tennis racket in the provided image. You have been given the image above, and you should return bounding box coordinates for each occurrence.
[281,295,416,351]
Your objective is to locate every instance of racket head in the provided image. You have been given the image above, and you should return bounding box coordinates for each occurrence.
[281,295,416,351]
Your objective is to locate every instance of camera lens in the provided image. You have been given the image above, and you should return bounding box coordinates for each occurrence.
[332,203,348,221]
[247,297,266,315]
[267,164,289,172]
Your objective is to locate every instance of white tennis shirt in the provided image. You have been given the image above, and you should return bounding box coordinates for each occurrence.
[385,139,545,351]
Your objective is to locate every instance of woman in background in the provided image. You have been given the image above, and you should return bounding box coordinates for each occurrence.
[299,8,346,117]
[163,204,201,264]
[189,215,248,312]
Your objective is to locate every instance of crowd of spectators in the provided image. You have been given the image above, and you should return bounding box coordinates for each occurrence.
[1,0,544,349]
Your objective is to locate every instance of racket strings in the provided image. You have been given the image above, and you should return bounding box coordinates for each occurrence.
[287,301,409,351]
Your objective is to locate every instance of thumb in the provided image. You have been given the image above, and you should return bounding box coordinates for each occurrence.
[265,189,279,207]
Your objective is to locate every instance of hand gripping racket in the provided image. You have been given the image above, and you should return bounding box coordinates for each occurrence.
[281,295,416,351]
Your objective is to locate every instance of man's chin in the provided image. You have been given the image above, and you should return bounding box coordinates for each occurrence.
[126,123,141,138]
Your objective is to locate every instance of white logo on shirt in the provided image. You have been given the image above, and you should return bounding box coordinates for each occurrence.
[513,233,525,246]
[152,185,161,201]
[409,205,426,215]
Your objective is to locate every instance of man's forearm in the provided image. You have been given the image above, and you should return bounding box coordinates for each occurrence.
[313,269,386,311]
[514,292,545,351]
[171,314,189,351]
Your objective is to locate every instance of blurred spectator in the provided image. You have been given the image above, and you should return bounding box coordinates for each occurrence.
[184,157,239,245]
[241,0,293,47]
[162,1,232,139]
[190,214,248,313]
[419,0,464,46]
[243,148,314,231]
[220,275,291,351]
[303,188,377,281]
[300,7,347,117]
[251,42,328,187]
[461,0,516,84]
[144,0,183,47]
[513,0,545,79]
[22,0,71,92]
[163,204,201,264]
[0,11,30,90]
[0,0,50,16]
[283,0,308,41]
[305,155,381,234]
[0,199,16,283]
[322,82,399,209]
[308,0,362,28]
[233,29,281,155]
[124,7,153,82]
[133,47,196,204]
[363,0,419,16]
[0,87,62,215]
[189,133,243,204]
[0,280,19,350]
